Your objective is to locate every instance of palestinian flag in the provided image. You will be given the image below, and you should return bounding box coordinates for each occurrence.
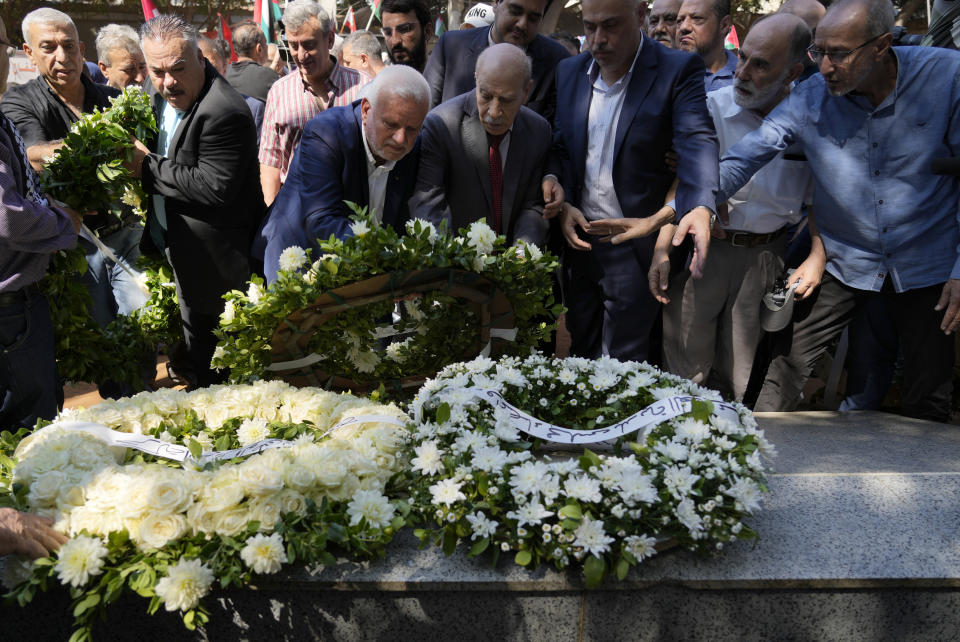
[371,0,383,21]
[254,0,283,43]
[435,16,446,37]
[724,25,739,51]
[140,0,159,20]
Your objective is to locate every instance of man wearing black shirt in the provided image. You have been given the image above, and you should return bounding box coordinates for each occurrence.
[226,22,281,102]
[0,9,148,336]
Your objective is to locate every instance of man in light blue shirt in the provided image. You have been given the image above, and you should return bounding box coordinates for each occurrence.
[676,0,737,90]
[718,0,960,421]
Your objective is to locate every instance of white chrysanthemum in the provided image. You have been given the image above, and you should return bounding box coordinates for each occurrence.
[654,440,689,462]
[519,241,543,260]
[617,470,658,504]
[451,430,486,454]
[508,460,550,496]
[465,511,499,540]
[246,282,264,305]
[240,533,286,574]
[725,477,763,513]
[587,370,619,390]
[674,418,712,443]
[557,368,577,384]
[154,558,215,612]
[278,246,308,272]
[624,534,658,561]
[237,417,271,446]
[221,300,236,323]
[466,220,497,254]
[54,535,109,588]
[352,349,380,373]
[563,475,603,504]
[471,445,509,473]
[675,498,703,533]
[411,440,445,475]
[350,220,371,236]
[506,501,553,527]
[344,487,391,525]
[429,478,466,506]
[573,516,614,557]
[406,218,438,243]
[662,465,699,497]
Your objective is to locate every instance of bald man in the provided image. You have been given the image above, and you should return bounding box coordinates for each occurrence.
[779,0,826,79]
[411,44,555,246]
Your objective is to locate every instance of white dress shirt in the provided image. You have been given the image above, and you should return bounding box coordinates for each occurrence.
[361,123,396,224]
[151,100,184,236]
[580,44,643,221]
[708,85,813,234]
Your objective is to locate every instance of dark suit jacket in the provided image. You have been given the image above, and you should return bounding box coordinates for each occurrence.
[141,61,263,314]
[422,26,570,123]
[551,39,718,241]
[256,101,420,282]
[410,91,549,245]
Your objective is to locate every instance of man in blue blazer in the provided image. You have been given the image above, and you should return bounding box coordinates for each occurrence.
[423,0,570,122]
[257,65,431,282]
[553,0,719,362]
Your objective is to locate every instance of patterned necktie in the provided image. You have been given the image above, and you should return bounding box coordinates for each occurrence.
[487,132,505,234]
[0,112,48,207]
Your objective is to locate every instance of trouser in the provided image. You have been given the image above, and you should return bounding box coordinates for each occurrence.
[178,305,228,389]
[755,272,954,422]
[0,288,60,430]
[561,233,658,362]
[663,234,786,401]
[79,221,149,328]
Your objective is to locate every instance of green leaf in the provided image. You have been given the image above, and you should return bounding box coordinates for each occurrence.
[514,550,532,567]
[558,503,582,521]
[468,537,490,557]
[442,529,458,556]
[583,555,606,588]
[579,449,603,471]
[187,438,203,460]
[615,558,630,581]
[690,399,714,423]
[435,402,451,425]
[72,592,101,617]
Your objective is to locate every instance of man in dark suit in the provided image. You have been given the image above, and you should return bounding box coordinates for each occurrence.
[422,0,570,122]
[257,65,431,283]
[553,0,718,362]
[128,15,263,388]
[411,43,554,245]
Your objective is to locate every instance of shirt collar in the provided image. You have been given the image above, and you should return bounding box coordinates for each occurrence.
[299,57,342,95]
[487,27,530,52]
[361,121,397,171]
[709,49,738,80]
[586,35,644,89]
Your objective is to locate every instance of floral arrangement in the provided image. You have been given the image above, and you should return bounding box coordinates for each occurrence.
[0,382,409,639]
[402,354,774,587]
[41,86,157,218]
[212,211,560,390]
[40,251,181,393]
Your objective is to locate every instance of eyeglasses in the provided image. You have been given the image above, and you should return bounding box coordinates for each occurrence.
[381,22,417,37]
[806,33,884,65]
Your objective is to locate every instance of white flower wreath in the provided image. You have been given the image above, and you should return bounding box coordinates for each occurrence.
[403,354,775,586]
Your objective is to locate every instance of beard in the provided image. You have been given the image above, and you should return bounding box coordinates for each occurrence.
[733,70,789,112]
[388,36,427,71]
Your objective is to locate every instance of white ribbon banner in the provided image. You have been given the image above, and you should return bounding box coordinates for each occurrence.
[452,389,743,444]
[32,414,408,463]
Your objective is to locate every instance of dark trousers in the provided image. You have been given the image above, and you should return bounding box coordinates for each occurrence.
[179,305,228,389]
[755,272,954,422]
[561,235,658,362]
[0,290,60,430]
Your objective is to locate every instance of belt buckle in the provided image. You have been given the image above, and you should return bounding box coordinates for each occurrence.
[729,231,749,247]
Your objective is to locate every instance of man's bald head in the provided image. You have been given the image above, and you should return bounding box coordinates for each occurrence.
[749,12,811,66]
[734,13,810,113]
[818,0,895,42]
[474,43,534,137]
[779,0,826,33]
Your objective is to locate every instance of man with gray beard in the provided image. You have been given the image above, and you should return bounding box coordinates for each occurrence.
[643,14,815,401]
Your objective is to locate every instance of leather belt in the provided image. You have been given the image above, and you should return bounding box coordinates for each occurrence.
[0,283,40,307]
[717,227,787,248]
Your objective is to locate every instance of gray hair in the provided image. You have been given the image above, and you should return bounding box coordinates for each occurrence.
[282,1,333,34]
[139,14,198,54]
[96,24,142,66]
[232,22,266,58]
[365,64,430,111]
[475,43,533,86]
[344,30,383,59]
[22,8,77,46]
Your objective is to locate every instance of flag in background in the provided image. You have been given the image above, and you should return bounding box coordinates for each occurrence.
[254,0,283,43]
[140,0,159,21]
[370,0,384,20]
[724,25,739,50]
[435,15,446,37]
[341,7,358,33]
[219,13,238,62]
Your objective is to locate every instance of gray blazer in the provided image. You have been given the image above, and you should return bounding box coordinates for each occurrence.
[410,91,550,246]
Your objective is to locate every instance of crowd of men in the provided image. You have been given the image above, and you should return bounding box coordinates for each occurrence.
[3,0,960,450]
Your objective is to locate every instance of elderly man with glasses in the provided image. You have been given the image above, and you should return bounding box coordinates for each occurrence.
[717,0,960,422]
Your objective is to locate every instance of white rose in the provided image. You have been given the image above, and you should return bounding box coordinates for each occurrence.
[246,496,283,531]
[199,469,244,512]
[146,475,193,514]
[274,489,308,517]
[282,463,316,493]
[213,506,251,537]
[313,450,349,488]
[240,460,285,497]
[68,440,114,471]
[136,513,188,550]
[26,470,66,507]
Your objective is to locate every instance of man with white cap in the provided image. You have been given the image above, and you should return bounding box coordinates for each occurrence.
[461,3,495,29]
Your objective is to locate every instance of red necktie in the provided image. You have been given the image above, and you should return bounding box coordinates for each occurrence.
[488,133,505,233]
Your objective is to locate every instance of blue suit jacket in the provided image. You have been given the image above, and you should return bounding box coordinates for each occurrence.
[551,38,718,232]
[256,101,419,282]
[423,26,570,123]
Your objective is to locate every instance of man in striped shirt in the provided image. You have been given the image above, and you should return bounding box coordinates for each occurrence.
[259,1,369,205]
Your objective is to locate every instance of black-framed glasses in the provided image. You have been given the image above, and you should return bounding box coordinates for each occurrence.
[381,22,417,37]
[807,33,884,65]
